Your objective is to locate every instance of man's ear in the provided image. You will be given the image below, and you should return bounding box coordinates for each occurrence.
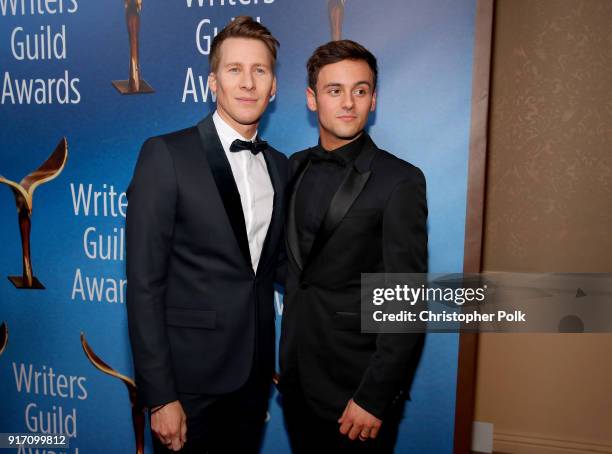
[370,90,377,112]
[306,87,317,112]
[271,76,277,99]
[208,72,217,95]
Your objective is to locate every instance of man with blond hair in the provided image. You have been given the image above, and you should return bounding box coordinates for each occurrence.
[127,16,286,453]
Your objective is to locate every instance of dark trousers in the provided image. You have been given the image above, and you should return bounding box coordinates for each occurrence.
[152,372,270,454]
[281,387,401,454]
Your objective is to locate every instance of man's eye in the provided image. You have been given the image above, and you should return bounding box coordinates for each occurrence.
[255,67,266,75]
[228,67,240,73]
[329,89,341,95]
[354,89,367,96]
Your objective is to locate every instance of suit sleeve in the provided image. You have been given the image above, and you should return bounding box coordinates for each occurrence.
[126,137,179,408]
[352,167,428,419]
[275,227,288,287]
[274,153,289,288]
[276,152,302,287]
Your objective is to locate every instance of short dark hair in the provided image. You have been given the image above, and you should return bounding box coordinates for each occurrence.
[209,16,279,73]
[307,40,378,91]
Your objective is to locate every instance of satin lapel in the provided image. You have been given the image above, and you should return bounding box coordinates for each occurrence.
[303,138,378,272]
[286,156,312,272]
[256,149,281,276]
[197,116,251,269]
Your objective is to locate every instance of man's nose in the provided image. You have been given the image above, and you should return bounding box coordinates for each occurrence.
[341,92,354,110]
[241,71,255,90]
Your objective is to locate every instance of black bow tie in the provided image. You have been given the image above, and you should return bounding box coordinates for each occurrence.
[308,148,347,166]
[230,138,268,155]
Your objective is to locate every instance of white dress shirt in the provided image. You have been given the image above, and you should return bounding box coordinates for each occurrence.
[213,111,274,273]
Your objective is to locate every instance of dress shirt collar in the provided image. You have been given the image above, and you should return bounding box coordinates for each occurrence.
[213,110,257,147]
[316,131,367,165]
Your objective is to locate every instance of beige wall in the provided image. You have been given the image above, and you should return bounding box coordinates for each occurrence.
[475,0,612,452]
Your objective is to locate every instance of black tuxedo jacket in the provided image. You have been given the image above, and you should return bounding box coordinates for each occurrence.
[126,115,287,408]
[279,134,427,421]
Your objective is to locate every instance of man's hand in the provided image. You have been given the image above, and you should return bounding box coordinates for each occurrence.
[151,400,187,451]
[338,399,382,441]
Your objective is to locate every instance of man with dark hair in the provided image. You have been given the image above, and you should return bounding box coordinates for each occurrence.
[280,40,427,453]
[126,16,286,453]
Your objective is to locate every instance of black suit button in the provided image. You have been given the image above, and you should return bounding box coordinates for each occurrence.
[300,282,310,290]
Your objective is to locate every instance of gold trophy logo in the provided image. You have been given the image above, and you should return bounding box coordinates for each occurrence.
[0,322,8,357]
[81,333,144,454]
[113,0,154,94]
[0,138,68,289]
[328,0,346,41]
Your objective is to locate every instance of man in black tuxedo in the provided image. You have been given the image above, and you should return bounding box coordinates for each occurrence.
[280,40,427,453]
[126,17,287,453]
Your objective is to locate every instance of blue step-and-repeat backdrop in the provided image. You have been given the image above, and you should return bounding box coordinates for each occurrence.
[0,0,477,452]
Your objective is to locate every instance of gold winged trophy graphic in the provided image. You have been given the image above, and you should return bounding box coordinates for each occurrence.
[113,0,154,94]
[81,333,145,454]
[328,0,346,41]
[0,138,68,289]
[0,322,8,357]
